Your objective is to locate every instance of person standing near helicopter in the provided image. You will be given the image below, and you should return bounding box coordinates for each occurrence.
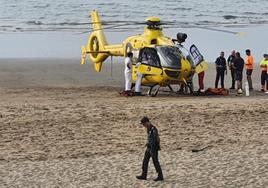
[227,50,236,89]
[134,53,148,96]
[215,51,227,88]
[245,49,254,90]
[124,52,133,95]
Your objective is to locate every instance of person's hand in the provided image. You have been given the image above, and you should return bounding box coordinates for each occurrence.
[136,62,141,68]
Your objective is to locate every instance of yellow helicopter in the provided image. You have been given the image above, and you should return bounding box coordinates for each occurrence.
[81,10,208,96]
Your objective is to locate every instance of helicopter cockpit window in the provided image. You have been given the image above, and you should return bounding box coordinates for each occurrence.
[156,46,181,69]
[138,48,161,68]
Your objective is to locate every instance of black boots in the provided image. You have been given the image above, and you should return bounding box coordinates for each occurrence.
[136,175,164,181]
[153,176,164,181]
[136,175,146,180]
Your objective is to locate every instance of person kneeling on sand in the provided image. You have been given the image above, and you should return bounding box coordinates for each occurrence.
[136,117,164,181]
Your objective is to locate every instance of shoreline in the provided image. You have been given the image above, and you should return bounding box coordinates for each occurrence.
[0,58,266,94]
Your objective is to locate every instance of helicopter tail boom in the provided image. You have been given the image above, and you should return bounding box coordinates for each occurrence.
[81,10,110,72]
[81,10,127,72]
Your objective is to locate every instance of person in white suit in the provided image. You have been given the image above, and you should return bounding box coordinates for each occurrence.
[134,53,148,96]
[124,52,133,92]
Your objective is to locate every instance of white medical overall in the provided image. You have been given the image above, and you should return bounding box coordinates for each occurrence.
[124,57,132,91]
[135,62,144,92]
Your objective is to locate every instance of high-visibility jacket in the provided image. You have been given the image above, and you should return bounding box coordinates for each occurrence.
[260,59,268,72]
[245,55,254,70]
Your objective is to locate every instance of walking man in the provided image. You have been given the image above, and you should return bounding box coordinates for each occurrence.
[136,117,164,181]
[245,49,254,90]
[215,51,227,88]
[227,50,236,89]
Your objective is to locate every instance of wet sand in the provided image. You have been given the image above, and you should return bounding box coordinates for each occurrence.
[0,58,268,187]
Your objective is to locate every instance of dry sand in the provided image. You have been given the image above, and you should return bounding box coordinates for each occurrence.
[0,58,268,188]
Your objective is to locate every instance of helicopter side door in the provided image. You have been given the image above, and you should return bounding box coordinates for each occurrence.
[136,47,163,75]
[189,44,208,74]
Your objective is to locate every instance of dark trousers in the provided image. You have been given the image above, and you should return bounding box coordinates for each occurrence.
[215,69,225,88]
[246,69,253,89]
[142,149,163,178]
[261,71,268,90]
[230,68,235,88]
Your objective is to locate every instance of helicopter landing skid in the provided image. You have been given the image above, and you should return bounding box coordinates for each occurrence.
[147,85,160,97]
[176,82,194,95]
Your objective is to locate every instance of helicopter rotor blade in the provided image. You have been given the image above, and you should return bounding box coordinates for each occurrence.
[81,19,246,36]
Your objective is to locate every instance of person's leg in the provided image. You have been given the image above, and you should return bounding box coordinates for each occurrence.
[236,71,242,90]
[265,73,268,91]
[215,70,220,88]
[135,73,143,93]
[261,71,266,91]
[247,69,253,90]
[151,151,163,180]
[231,69,235,89]
[198,71,205,91]
[125,72,132,91]
[141,149,151,178]
[220,70,225,88]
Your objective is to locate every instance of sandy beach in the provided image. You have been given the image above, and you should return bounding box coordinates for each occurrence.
[0,58,267,187]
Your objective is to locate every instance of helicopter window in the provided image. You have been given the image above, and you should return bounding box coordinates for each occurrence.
[138,48,161,68]
[156,46,181,69]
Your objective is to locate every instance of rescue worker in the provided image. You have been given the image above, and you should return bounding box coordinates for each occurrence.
[245,49,254,90]
[215,51,227,88]
[260,54,268,92]
[227,50,236,89]
[124,52,133,95]
[233,52,245,95]
[198,71,205,93]
[136,117,164,181]
[134,53,147,96]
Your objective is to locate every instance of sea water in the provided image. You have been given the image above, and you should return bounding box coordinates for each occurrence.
[0,0,268,59]
[1,0,268,32]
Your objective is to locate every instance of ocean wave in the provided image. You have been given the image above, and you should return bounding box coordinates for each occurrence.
[27,21,43,25]
[223,15,237,20]
[1,0,268,33]
[243,12,259,15]
[33,4,50,8]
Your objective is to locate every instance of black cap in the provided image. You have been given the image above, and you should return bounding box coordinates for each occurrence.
[140,116,150,124]
[263,54,268,57]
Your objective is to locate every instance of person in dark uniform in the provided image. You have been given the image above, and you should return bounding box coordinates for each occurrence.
[233,52,245,95]
[215,51,227,88]
[227,50,236,89]
[136,117,164,181]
